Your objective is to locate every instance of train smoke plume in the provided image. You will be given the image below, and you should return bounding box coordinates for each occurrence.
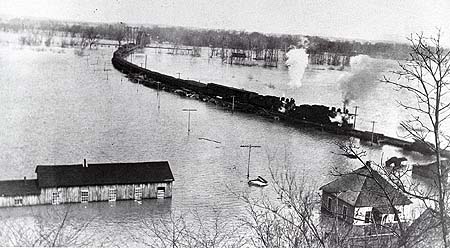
[339,55,387,106]
[286,48,309,87]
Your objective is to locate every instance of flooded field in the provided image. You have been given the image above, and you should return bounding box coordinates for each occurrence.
[0,34,430,246]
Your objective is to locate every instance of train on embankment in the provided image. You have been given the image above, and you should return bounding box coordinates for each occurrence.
[111,44,443,157]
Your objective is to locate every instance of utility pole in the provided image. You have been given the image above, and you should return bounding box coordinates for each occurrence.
[176,72,181,79]
[156,82,161,111]
[145,54,147,69]
[371,121,376,146]
[231,95,235,113]
[353,106,358,129]
[182,109,197,134]
[103,62,111,81]
[240,144,261,179]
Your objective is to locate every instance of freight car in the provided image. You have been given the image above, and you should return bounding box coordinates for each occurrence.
[112,45,347,128]
[205,83,256,103]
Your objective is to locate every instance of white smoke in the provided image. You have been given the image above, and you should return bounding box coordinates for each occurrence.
[285,48,309,87]
[339,55,388,105]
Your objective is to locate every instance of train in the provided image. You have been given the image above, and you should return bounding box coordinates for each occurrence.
[112,44,353,129]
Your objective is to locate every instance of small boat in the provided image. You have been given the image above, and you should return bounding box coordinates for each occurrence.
[248,176,268,187]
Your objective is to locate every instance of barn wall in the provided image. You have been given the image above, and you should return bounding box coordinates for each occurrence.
[0,195,40,207]
[0,182,173,207]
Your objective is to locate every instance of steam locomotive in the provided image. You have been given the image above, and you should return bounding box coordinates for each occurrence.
[112,45,353,128]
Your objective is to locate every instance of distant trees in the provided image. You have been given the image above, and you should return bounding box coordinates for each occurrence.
[0,18,411,59]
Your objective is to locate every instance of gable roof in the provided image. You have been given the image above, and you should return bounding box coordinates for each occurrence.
[35,161,174,188]
[0,179,40,197]
[320,166,411,208]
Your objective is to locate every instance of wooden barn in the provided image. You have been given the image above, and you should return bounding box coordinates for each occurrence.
[0,161,174,207]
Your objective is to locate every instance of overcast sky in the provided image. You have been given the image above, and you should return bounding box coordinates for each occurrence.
[2,0,449,44]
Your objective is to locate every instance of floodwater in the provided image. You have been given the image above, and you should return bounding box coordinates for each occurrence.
[0,37,431,246]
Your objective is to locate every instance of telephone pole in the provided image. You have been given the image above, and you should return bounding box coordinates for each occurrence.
[145,54,147,69]
[231,95,235,113]
[182,108,197,134]
[240,144,261,179]
[156,82,161,111]
[353,106,358,129]
[371,121,376,146]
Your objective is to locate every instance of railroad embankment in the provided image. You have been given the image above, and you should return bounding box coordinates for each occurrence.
[111,44,449,158]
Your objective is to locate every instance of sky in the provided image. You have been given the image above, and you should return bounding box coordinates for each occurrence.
[1,0,450,44]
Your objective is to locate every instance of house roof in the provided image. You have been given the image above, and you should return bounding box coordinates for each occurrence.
[320,166,411,208]
[0,179,40,197]
[35,161,174,188]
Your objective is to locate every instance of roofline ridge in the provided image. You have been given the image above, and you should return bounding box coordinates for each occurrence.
[36,160,170,167]
[319,166,369,191]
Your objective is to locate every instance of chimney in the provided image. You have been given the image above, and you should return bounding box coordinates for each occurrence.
[23,176,27,185]
[83,159,88,168]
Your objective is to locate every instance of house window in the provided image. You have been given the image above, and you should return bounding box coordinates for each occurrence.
[109,188,117,202]
[14,197,23,206]
[327,197,333,211]
[394,213,399,222]
[52,192,59,205]
[364,211,372,223]
[342,206,348,220]
[135,187,142,201]
[81,190,89,203]
[382,215,388,224]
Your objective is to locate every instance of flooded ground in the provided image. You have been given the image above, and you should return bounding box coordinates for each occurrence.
[0,33,431,246]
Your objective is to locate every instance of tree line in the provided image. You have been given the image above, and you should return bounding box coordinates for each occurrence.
[1,18,410,59]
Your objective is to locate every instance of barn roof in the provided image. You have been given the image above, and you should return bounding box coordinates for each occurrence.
[35,161,174,188]
[320,166,411,208]
[0,179,40,197]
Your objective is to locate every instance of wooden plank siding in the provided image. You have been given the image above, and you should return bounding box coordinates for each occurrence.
[321,191,355,224]
[0,195,40,207]
[0,182,172,207]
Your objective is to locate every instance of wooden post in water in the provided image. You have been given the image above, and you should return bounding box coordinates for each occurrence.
[156,82,161,111]
[231,95,235,113]
[371,121,376,146]
[182,109,197,134]
[145,54,147,69]
[240,144,261,179]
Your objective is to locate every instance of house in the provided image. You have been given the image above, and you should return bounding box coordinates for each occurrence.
[320,164,412,226]
[0,161,174,207]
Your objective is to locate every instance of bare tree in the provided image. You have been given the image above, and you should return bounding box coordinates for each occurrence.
[381,30,450,247]
[81,27,99,49]
[113,23,127,46]
[132,209,247,248]
[334,140,449,247]
[0,206,96,247]
[234,153,361,248]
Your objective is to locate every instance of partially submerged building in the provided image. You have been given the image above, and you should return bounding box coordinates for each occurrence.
[320,165,412,226]
[0,161,174,207]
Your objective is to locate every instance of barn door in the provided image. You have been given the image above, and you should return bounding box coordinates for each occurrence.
[157,187,165,199]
